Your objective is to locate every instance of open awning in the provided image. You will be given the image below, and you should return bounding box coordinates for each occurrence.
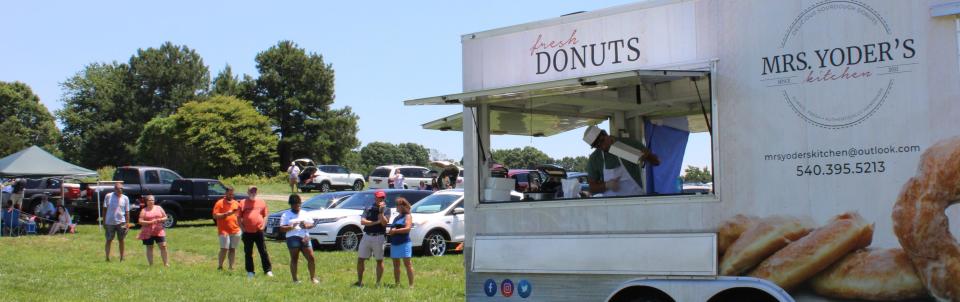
[423,109,605,137]
[0,146,96,178]
[408,69,711,135]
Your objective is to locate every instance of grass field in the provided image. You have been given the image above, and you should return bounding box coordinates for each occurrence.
[0,220,465,301]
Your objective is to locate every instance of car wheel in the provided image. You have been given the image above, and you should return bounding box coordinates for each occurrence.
[163,210,178,228]
[336,226,361,251]
[353,180,364,191]
[423,230,448,256]
[320,182,332,193]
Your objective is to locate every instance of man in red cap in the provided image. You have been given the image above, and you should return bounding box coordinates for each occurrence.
[355,190,391,287]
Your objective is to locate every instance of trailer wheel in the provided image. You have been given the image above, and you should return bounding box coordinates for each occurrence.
[707,288,779,302]
[609,286,674,302]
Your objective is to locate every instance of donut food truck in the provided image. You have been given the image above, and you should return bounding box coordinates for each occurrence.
[405,0,960,301]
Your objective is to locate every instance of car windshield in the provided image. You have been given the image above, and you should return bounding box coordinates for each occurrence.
[371,168,391,177]
[302,193,349,210]
[411,193,461,214]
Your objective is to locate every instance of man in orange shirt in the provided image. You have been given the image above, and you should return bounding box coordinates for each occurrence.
[212,186,241,270]
[238,186,273,278]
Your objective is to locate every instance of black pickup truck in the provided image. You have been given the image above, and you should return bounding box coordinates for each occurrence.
[74,166,183,221]
[146,178,247,228]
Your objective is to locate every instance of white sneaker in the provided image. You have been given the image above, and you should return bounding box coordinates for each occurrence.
[266,271,274,277]
[247,272,255,279]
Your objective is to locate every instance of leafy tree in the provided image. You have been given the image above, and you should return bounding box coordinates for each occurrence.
[557,156,589,172]
[246,40,358,166]
[681,165,713,183]
[137,96,277,178]
[398,143,430,167]
[491,146,553,170]
[358,141,432,171]
[57,62,136,167]
[211,65,242,97]
[58,42,210,168]
[0,81,59,156]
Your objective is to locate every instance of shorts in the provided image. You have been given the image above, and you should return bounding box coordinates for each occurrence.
[104,223,128,240]
[142,236,166,246]
[390,241,413,259]
[358,234,386,260]
[285,236,312,249]
[219,233,241,249]
[10,193,23,206]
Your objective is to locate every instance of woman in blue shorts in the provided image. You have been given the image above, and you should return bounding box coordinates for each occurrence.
[388,197,414,288]
[279,194,317,284]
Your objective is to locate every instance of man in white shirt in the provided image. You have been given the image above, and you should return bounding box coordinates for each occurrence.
[102,182,130,262]
[393,172,405,190]
[287,162,301,193]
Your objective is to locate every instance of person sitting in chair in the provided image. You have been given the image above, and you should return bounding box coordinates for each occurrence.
[1,200,21,236]
[48,205,72,235]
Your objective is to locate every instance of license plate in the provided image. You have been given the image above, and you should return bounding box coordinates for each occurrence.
[266,227,274,234]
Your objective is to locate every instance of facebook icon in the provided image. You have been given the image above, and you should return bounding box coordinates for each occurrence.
[484,279,498,297]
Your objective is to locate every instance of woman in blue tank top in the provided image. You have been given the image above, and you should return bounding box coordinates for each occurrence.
[388,197,414,288]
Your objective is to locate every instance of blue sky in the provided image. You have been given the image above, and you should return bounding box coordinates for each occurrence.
[1,0,711,171]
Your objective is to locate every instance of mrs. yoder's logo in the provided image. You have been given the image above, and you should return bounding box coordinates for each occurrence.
[759,1,917,129]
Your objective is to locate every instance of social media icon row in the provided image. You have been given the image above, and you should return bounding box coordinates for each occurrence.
[484,279,532,298]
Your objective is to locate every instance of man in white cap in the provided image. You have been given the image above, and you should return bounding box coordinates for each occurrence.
[583,125,660,197]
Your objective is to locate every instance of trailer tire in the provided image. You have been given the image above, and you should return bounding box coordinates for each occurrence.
[609,286,674,302]
[707,287,779,302]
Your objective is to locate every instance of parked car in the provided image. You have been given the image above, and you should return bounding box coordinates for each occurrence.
[147,178,246,228]
[307,189,432,251]
[682,183,713,194]
[406,189,465,256]
[264,191,356,239]
[367,165,432,189]
[298,165,365,193]
[508,169,538,192]
[74,166,183,221]
[21,178,81,214]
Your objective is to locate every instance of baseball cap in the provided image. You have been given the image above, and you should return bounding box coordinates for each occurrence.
[583,125,605,148]
[248,185,258,192]
[375,190,386,198]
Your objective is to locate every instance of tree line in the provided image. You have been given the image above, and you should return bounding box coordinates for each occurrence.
[2,41,360,178]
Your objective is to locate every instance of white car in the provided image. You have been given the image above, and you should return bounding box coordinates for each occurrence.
[367,165,432,189]
[306,189,433,251]
[299,165,365,192]
[407,189,465,256]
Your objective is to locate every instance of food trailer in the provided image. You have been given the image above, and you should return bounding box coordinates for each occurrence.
[406,0,960,301]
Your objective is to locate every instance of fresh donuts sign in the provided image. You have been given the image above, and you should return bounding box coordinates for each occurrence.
[758,1,919,129]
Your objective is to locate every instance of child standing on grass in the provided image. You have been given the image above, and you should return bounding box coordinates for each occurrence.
[137,195,168,266]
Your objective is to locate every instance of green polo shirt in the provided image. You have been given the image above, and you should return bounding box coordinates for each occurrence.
[586,137,645,188]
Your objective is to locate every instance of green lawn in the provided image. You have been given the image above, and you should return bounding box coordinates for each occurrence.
[0,221,465,301]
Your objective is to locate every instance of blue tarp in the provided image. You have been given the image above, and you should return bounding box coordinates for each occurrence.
[644,120,689,194]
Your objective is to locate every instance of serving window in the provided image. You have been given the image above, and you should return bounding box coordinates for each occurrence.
[407,69,716,204]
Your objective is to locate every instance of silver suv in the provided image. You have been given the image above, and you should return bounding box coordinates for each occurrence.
[299,165,366,192]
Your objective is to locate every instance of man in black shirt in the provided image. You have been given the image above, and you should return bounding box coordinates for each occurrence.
[355,190,391,287]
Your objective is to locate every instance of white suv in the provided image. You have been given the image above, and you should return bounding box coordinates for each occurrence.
[307,189,432,251]
[367,165,431,189]
[408,189,465,256]
[299,165,365,192]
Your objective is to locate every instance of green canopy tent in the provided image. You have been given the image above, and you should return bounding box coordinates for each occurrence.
[0,146,97,237]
